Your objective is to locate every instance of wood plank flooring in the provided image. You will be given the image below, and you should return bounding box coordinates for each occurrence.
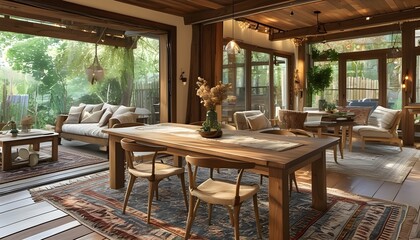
[0,141,419,239]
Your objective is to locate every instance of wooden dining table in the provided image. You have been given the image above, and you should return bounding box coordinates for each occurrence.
[103,123,338,240]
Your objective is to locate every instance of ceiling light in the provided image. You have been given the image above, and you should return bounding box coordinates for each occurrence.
[314,10,327,34]
[225,0,241,54]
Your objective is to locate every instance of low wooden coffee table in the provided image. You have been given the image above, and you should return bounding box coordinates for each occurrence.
[0,129,58,171]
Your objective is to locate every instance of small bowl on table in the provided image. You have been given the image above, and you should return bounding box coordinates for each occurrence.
[198,130,223,138]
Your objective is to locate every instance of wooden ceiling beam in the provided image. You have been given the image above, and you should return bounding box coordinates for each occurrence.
[0,0,169,36]
[306,23,402,43]
[0,17,133,48]
[184,0,324,25]
[271,7,420,40]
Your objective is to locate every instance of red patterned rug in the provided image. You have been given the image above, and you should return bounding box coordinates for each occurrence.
[30,169,417,240]
[0,146,108,184]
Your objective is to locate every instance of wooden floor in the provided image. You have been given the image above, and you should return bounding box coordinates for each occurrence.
[1,141,419,239]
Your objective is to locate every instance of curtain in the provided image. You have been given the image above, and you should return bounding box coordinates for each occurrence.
[186,23,223,123]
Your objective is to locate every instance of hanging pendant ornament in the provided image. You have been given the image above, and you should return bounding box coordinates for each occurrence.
[86,43,104,84]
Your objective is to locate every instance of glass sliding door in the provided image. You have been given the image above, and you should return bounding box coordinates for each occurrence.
[251,51,270,116]
[346,59,379,105]
[386,58,402,109]
[222,49,246,123]
[273,56,288,117]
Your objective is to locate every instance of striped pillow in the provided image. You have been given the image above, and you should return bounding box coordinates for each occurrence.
[368,106,399,129]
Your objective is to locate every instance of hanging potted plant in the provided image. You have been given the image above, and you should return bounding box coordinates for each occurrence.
[307,65,333,110]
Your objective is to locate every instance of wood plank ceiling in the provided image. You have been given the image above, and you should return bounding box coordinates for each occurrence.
[116,0,420,40]
[0,0,419,46]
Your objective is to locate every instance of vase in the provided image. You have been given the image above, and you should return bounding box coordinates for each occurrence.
[205,109,219,130]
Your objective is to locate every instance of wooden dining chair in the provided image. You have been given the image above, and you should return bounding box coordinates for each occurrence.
[184,155,262,240]
[120,138,188,224]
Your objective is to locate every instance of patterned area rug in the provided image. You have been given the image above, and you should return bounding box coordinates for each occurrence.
[0,146,108,184]
[326,142,419,183]
[30,168,417,240]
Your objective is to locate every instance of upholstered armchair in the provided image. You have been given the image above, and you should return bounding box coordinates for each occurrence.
[352,106,403,151]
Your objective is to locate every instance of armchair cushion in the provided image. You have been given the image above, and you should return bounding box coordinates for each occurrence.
[367,106,400,129]
[246,113,271,131]
[233,110,264,130]
[353,125,394,138]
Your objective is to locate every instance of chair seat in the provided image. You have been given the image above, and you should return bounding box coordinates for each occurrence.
[129,163,184,180]
[353,125,394,138]
[192,178,259,205]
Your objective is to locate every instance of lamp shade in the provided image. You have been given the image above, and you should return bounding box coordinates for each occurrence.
[225,40,241,54]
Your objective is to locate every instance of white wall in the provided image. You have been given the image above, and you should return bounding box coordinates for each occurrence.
[224,19,295,53]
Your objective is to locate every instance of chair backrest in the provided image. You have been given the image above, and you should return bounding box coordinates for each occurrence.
[185,155,255,197]
[278,109,308,129]
[233,110,264,130]
[367,106,401,131]
[120,138,167,171]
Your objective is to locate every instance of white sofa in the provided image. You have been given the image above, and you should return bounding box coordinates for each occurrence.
[55,103,143,150]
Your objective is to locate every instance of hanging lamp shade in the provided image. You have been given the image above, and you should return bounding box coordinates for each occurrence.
[225,39,241,54]
[225,1,241,54]
[86,44,104,84]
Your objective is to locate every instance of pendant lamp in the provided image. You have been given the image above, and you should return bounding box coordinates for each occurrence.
[225,0,241,54]
[86,43,104,84]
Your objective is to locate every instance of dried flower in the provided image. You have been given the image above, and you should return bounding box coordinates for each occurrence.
[196,77,232,110]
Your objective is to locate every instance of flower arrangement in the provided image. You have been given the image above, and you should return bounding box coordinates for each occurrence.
[196,77,231,134]
[196,77,232,111]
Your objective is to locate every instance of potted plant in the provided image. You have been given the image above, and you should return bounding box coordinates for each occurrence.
[307,65,333,110]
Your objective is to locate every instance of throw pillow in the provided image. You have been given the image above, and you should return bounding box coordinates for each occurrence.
[68,105,85,114]
[98,110,113,127]
[102,103,120,113]
[65,105,85,123]
[81,109,105,123]
[64,113,82,124]
[113,106,136,116]
[110,112,137,124]
[246,113,271,130]
[368,106,399,129]
[80,103,104,113]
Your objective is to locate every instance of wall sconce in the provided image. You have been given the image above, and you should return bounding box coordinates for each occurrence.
[402,73,408,90]
[180,71,187,85]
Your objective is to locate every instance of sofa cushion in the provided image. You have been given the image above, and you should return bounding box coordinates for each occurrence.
[246,113,271,131]
[62,123,108,139]
[113,106,136,116]
[98,110,113,127]
[110,112,137,124]
[64,105,85,124]
[69,105,85,114]
[65,113,82,124]
[80,103,104,113]
[81,109,105,123]
[102,103,120,113]
[367,106,399,129]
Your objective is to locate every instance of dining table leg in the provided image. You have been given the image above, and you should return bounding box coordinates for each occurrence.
[311,151,327,211]
[109,135,125,189]
[268,168,289,240]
